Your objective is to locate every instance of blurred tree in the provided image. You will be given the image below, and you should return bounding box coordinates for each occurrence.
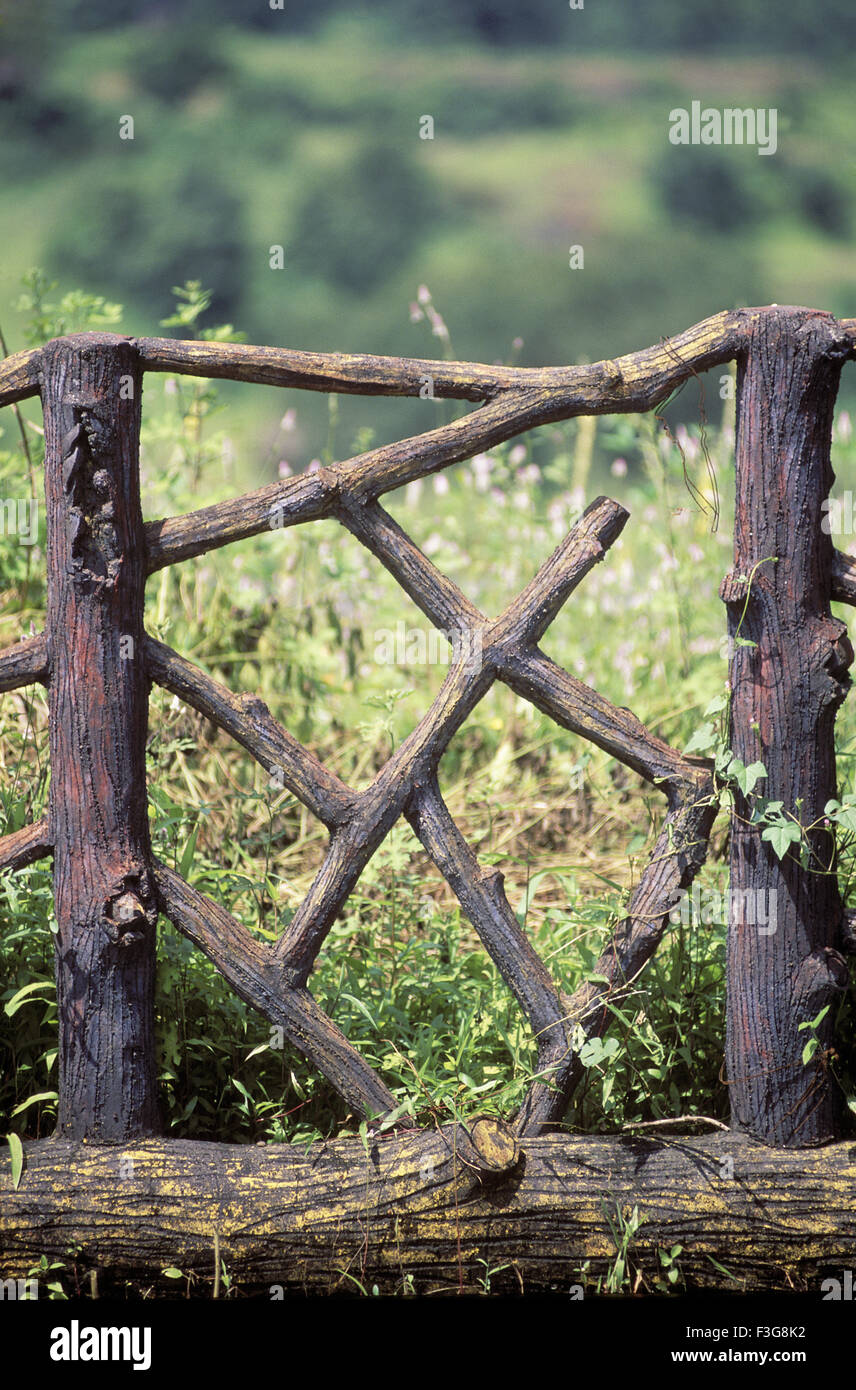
[653,147,766,234]
[47,161,246,320]
[288,143,443,294]
[796,169,851,238]
[133,24,230,104]
[27,0,856,50]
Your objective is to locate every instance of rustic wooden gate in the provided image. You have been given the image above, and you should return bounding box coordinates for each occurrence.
[1,304,855,1171]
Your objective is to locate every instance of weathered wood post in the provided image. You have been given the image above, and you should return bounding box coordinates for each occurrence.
[723,307,853,1146]
[40,333,161,1140]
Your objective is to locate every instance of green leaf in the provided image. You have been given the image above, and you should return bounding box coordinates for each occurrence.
[735,761,767,796]
[179,820,200,879]
[377,1101,415,1132]
[800,1004,831,1032]
[4,980,55,1018]
[579,1035,618,1069]
[162,1268,184,1279]
[6,1133,24,1189]
[762,821,802,860]
[684,722,717,755]
[231,1079,253,1107]
[11,1091,58,1117]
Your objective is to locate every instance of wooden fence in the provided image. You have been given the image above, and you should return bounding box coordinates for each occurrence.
[1,303,855,1175]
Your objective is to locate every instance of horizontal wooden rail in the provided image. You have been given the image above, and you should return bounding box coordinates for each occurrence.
[0,632,49,690]
[0,817,51,871]
[832,548,856,605]
[5,308,855,415]
[0,346,42,408]
[133,307,856,400]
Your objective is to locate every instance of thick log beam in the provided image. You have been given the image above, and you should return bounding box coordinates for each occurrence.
[2,1131,855,1294]
[722,307,854,1147]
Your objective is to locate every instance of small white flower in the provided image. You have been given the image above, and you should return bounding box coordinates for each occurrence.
[471,454,493,491]
[428,307,449,341]
[611,457,628,477]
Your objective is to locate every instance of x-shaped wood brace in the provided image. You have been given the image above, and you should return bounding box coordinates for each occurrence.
[143,491,716,1134]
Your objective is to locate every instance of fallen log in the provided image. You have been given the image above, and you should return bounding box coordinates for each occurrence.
[2,1126,855,1296]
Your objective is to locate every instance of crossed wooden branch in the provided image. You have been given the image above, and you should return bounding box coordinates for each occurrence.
[1,305,852,1135]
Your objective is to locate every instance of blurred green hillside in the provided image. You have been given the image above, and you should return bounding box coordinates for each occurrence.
[1,1,854,469]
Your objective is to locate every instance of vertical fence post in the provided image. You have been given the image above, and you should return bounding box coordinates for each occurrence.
[723,307,853,1146]
[40,333,161,1141]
